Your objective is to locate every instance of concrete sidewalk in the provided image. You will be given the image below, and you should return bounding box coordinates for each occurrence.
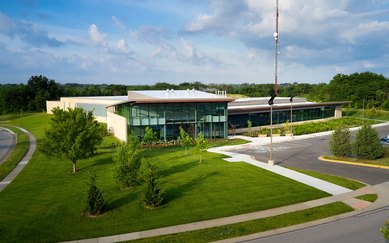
[0,126,36,192]
[63,183,385,243]
[208,141,352,195]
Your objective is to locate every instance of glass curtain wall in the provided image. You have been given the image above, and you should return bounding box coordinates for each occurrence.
[116,102,228,140]
[229,106,335,129]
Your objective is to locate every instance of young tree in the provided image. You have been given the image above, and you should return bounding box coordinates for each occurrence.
[196,132,208,163]
[143,126,158,146]
[113,134,141,188]
[381,221,389,239]
[43,107,104,173]
[353,124,384,160]
[139,160,163,208]
[247,120,253,136]
[179,126,192,154]
[329,127,352,157]
[85,174,105,216]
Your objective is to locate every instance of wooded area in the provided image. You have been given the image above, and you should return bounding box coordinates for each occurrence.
[0,72,388,115]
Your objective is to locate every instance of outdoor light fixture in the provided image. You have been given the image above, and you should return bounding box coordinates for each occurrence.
[290,96,294,137]
[268,94,277,166]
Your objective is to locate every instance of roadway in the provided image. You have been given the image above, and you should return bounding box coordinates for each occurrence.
[242,206,389,243]
[0,127,16,164]
[238,124,389,185]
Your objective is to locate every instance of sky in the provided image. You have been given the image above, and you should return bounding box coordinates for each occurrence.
[1,0,389,85]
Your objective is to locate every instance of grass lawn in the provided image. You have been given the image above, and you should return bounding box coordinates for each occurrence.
[324,146,389,167]
[0,113,330,242]
[356,194,378,203]
[0,126,30,180]
[133,202,354,243]
[287,167,366,190]
[344,109,389,121]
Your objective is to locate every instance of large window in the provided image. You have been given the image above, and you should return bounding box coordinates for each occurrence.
[116,102,228,140]
[229,106,336,129]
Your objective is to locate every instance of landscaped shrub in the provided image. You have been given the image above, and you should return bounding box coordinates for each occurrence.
[329,127,352,157]
[381,221,389,239]
[113,134,141,188]
[353,124,384,160]
[139,160,163,208]
[85,174,106,216]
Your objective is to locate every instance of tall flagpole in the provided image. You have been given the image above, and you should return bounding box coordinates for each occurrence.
[274,0,279,96]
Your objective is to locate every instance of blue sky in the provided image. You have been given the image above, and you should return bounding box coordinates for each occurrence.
[1,0,389,85]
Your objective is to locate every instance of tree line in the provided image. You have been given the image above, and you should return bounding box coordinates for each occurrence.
[1,71,388,115]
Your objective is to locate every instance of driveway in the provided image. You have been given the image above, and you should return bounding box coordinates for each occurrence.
[0,127,16,164]
[230,124,389,185]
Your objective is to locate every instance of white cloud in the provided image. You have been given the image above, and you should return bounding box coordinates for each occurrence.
[116,38,130,53]
[88,24,107,46]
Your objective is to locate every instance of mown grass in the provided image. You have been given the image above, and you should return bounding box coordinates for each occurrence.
[133,202,354,243]
[287,167,366,190]
[0,113,331,243]
[324,146,389,167]
[0,126,30,180]
[344,108,389,121]
[356,194,378,203]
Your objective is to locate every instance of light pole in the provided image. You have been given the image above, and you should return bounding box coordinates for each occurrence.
[268,95,276,166]
[289,96,294,136]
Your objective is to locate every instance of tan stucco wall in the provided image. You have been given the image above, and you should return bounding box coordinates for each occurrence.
[335,105,343,118]
[107,111,127,142]
[46,101,62,114]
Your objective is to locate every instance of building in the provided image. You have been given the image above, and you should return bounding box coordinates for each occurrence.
[47,90,233,142]
[46,90,349,142]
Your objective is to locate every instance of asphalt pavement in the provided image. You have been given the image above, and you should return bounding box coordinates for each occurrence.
[0,127,16,164]
[238,124,389,185]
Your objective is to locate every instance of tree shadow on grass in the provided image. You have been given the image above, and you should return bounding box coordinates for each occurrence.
[107,192,137,210]
[163,171,219,203]
[79,157,113,171]
[159,160,198,177]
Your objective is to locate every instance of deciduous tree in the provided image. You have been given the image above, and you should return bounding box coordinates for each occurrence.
[43,107,104,173]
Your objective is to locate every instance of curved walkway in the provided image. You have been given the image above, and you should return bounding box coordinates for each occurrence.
[0,126,36,192]
[0,127,16,164]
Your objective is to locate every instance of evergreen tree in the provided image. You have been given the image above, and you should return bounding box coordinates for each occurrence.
[139,160,163,208]
[85,174,105,215]
[353,124,384,159]
[113,134,141,188]
[329,127,352,157]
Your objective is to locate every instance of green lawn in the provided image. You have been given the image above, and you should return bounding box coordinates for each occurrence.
[0,113,330,242]
[344,109,389,121]
[324,146,389,167]
[287,167,366,190]
[133,202,354,243]
[0,126,30,180]
[356,194,378,203]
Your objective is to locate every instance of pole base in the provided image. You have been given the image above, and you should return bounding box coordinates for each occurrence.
[268,159,274,166]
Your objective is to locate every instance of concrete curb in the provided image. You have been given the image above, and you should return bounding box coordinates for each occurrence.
[318,156,389,170]
[0,126,36,192]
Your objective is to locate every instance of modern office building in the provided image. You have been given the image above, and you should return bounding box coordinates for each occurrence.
[46,90,349,142]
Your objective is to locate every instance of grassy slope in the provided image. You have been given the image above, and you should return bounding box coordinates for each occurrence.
[0,113,330,242]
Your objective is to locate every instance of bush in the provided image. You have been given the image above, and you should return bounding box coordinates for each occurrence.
[353,124,384,160]
[139,160,163,208]
[329,127,352,157]
[85,174,105,216]
[113,134,141,188]
[381,221,389,239]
